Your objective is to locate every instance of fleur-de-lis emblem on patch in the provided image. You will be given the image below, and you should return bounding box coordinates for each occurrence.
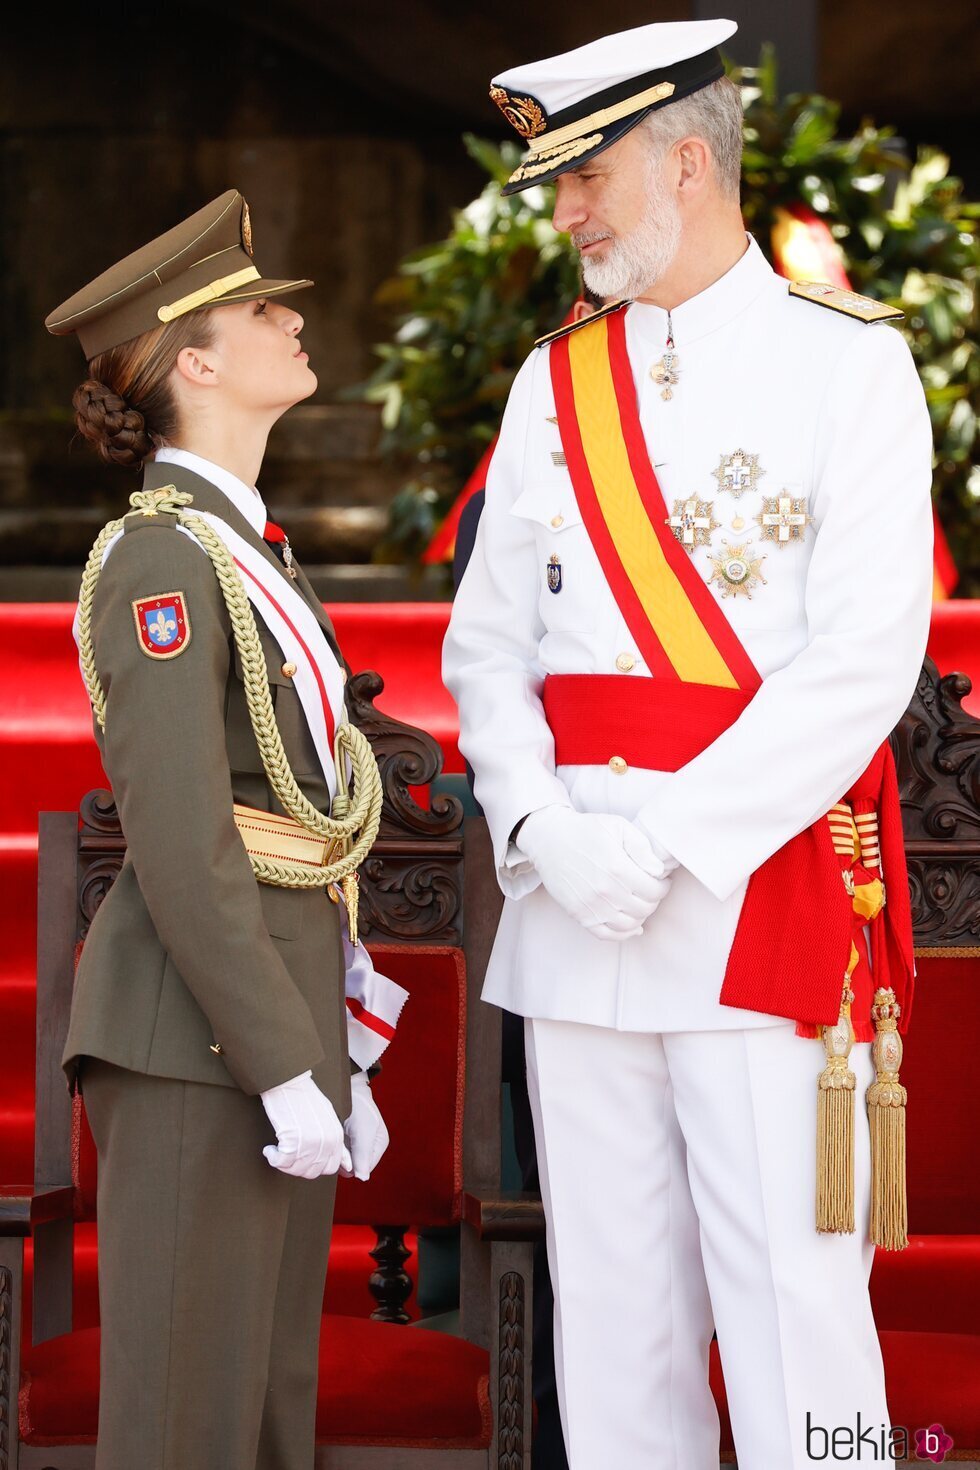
[149,610,177,643]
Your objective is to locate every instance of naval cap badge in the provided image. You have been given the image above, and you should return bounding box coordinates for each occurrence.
[489,85,548,139]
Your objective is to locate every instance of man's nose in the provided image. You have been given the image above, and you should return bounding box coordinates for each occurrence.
[552,177,588,236]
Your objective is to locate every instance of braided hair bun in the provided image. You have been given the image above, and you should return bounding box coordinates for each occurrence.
[73,378,154,468]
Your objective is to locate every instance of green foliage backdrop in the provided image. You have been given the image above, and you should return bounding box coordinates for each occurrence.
[358,49,979,591]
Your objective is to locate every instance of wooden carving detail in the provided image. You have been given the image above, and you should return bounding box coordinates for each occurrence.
[893,659,980,948]
[0,1265,11,1470]
[346,672,463,839]
[368,1226,413,1325]
[78,789,124,938]
[358,854,461,943]
[346,670,464,945]
[497,1270,526,1470]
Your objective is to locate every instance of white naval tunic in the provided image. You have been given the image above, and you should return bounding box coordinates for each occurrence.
[442,236,934,1032]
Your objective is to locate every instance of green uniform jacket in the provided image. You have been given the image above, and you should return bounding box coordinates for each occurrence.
[64,460,353,1111]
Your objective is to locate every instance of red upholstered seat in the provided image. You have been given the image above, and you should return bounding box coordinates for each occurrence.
[871,1235,980,1334]
[20,1317,491,1450]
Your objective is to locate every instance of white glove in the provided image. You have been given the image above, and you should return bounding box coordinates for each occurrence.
[340,1071,390,1182]
[260,1070,353,1179]
[515,806,673,941]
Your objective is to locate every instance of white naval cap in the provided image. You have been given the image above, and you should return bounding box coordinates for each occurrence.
[491,19,738,195]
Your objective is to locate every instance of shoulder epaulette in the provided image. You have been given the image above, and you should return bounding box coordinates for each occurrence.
[788,281,903,323]
[535,298,632,349]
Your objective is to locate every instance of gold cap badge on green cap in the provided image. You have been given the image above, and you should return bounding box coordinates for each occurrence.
[45,189,313,359]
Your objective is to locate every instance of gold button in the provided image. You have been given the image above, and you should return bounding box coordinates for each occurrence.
[551,515,564,528]
[209,1042,224,1055]
[609,756,628,775]
[281,662,297,678]
[615,652,636,673]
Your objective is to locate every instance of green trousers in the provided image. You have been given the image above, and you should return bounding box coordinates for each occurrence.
[82,1059,337,1470]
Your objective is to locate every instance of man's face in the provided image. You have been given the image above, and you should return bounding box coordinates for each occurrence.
[551,123,682,299]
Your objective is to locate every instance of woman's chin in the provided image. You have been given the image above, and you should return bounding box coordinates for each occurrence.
[293,366,318,401]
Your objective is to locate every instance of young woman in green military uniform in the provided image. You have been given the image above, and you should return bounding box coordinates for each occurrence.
[45,191,397,1470]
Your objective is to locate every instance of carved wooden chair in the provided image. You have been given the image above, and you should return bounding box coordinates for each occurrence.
[1,670,537,1470]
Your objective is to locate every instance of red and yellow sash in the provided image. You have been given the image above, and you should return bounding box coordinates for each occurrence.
[544,304,914,1044]
[549,304,760,692]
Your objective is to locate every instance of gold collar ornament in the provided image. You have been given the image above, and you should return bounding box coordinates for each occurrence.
[708,542,767,598]
[711,449,765,499]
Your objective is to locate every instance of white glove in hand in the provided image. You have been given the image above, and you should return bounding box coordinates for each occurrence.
[340,1071,390,1182]
[516,806,672,941]
[261,1070,353,1179]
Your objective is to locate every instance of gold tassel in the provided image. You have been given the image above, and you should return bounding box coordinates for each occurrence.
[867,988,908,1251]
[342,869,360,943]
[816,970,857,1234]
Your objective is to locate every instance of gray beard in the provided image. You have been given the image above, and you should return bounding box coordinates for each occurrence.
[580,162,682,299]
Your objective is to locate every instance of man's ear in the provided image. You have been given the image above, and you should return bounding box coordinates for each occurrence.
[174,344,218,389]
[675,136,711,196]
[572,298,598,323]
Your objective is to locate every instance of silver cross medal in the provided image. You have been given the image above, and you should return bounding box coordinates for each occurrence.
[711,449,764,500]
[666,496,719,552]
[651,310,680,400]
[282,536,297,578]
[755,494,812,546]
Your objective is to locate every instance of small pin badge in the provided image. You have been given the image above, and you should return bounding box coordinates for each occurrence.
[545,415,559,425]
[551,450,567,467]
[547,554,563,594]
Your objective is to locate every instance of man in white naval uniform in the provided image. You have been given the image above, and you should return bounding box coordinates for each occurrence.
[443,18,934,1470]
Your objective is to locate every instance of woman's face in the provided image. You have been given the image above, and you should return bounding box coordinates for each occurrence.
[204,297,317,415]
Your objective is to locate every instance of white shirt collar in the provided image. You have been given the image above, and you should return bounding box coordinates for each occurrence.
[153,446,267,537]
[629,234,775,347]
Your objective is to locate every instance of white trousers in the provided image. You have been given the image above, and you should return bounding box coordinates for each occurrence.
[525,1017,890,1469]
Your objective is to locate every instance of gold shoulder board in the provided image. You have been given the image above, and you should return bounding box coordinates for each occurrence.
[788,281,903,323]
[535,298,631,348]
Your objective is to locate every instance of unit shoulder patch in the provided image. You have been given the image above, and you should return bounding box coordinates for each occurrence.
[132,591,192,659]
[788,281,903,323]
[535,298,632,349]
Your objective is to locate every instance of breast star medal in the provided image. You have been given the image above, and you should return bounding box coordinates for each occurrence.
[755,493,812,546]
[708,542,767,599]
[547,554,563,594]
[651,312,680,401]
[666,496,719,552]
[711,450,764,499]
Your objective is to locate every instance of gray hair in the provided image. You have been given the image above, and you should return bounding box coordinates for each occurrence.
[640,75,744,200]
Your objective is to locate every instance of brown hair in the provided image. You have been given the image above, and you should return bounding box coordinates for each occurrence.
[72,310,217,469]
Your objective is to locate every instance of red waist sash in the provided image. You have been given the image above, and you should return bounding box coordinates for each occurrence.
[543,673,915,1040]
[544,675,752,771]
